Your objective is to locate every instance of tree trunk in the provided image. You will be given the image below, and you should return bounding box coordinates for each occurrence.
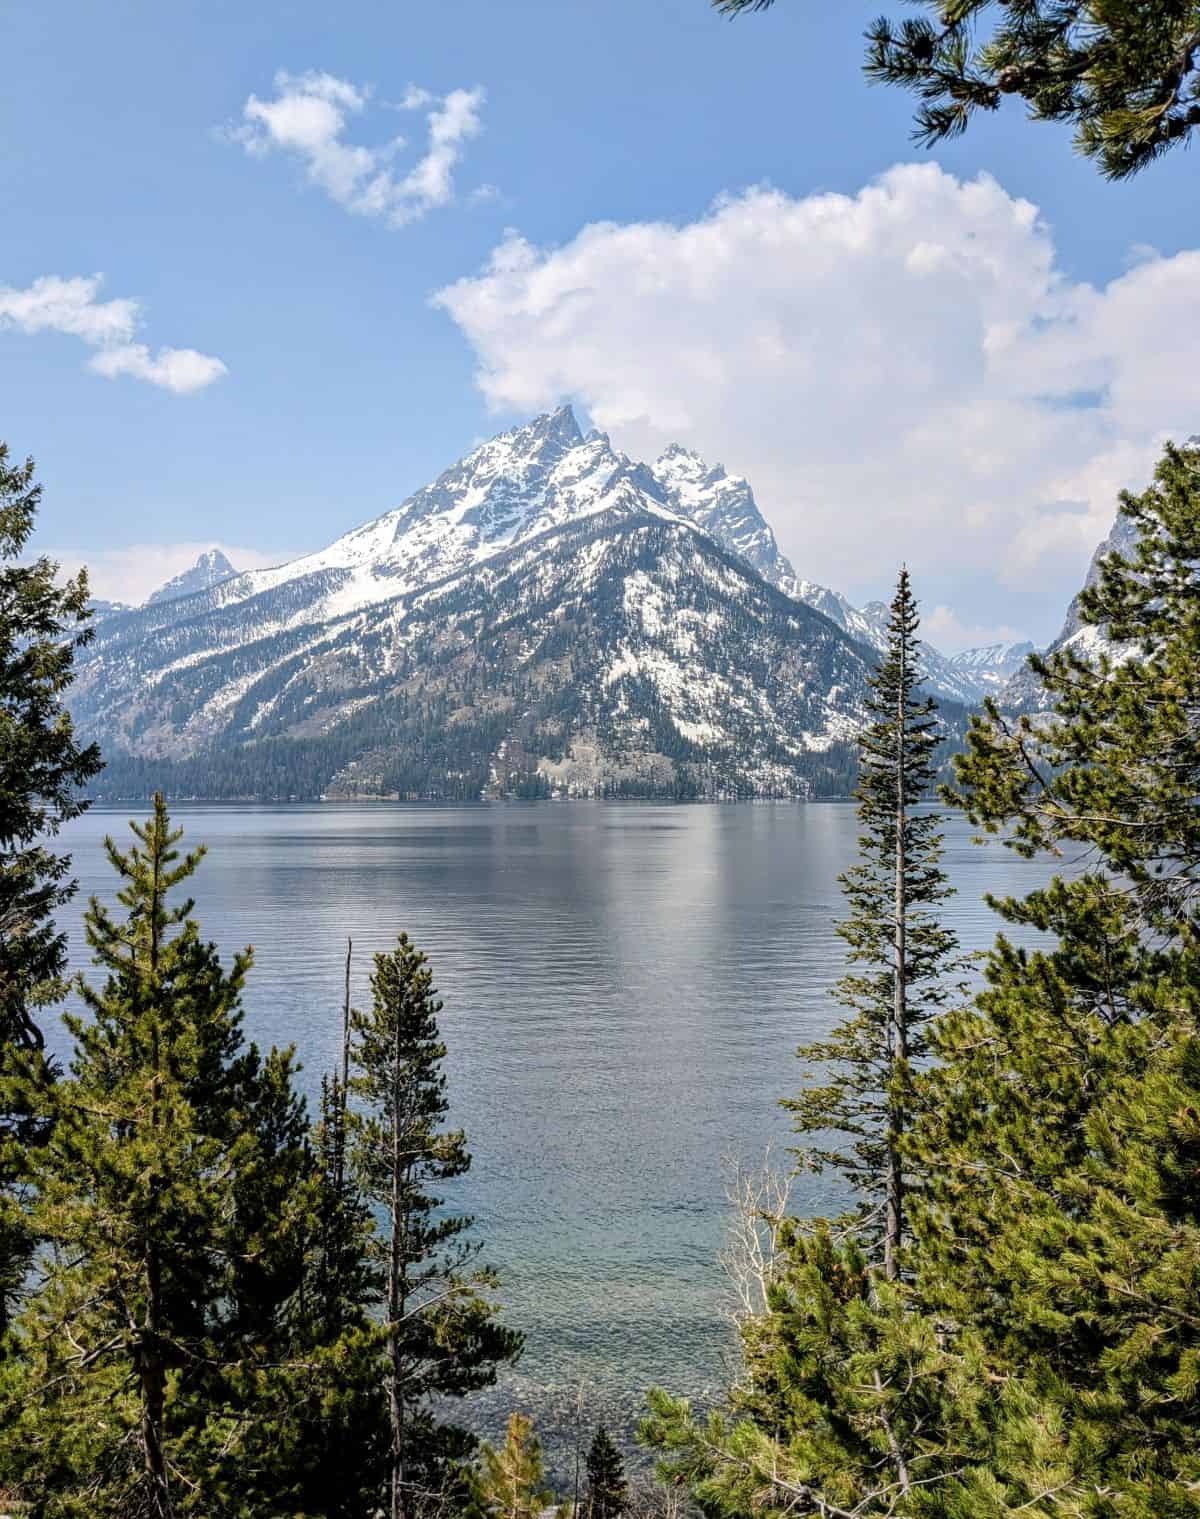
[336,937,352,1191]
[142,804,172,1515]
[389,1021,407,1519]
[141,1242,171,1518]
[885,627,907,1283]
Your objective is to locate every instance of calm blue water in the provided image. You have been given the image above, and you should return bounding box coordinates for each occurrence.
[52,801,1054,1457]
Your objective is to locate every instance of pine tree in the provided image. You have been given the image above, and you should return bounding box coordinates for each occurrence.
[788,568,960,1278]
[0,443,101,1335]
[643,573,970,1516]
[0,442,101,1048]
[713,1,1200,179]
[645,1231,986,1517]
[471,1413,556,1519]
[0,798,319,1516]
[877,437,1200,1513]
[585,1425,627,1518]
[349,934,523,1519]
[227,1071,390,1518]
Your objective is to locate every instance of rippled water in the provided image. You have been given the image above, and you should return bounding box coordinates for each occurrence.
[52,801,1054,1460]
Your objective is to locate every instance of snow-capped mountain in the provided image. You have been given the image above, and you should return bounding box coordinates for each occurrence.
[76,409,890,801]
[146,548,238,606]
[774,588,1032,705]
[86,596,134,620]
[947,641,1036,679]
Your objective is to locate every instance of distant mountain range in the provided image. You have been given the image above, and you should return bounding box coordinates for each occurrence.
[77,408,1040,802]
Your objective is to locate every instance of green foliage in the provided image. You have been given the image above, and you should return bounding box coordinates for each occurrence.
[904,436,1200,1513]
[644,1228,982,1517]
[0,443,101,1047]
[585,1424,628,1518]
[349,934,523,1518]
[714,0,1200,179]
[788,570,961,1277]
[470,1413,557,1519]
[0,442,101,1335]
[0,798,382,1516]
[953,439,1200,935]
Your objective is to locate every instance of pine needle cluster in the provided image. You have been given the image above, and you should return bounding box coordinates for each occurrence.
[714,1,1200,178]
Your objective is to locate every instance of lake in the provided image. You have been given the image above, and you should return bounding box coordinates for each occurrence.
[52,801,1054,1462]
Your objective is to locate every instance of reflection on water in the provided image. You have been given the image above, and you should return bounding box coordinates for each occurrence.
[54,801,1054,1457]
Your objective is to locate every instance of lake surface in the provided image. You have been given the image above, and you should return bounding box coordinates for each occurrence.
[52,801,1054,1460]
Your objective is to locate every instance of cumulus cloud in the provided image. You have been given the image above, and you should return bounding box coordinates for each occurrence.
[0,274,226,393]
[46,543,288,607]
[434,163,1200,638]
[232,70,486,228]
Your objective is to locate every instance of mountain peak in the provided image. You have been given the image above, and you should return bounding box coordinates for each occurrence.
[194,548,235,575]
[145,548,237,607]
[656,443,719,477]
[528,403,583,445]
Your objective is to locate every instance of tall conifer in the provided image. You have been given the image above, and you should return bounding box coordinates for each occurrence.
[349,934,522,1519]
[644,571,971,1516]
[789,568,959,1276]
[0,799,317,1515]
[0,443,101,1049]
[585,1424,628,1518]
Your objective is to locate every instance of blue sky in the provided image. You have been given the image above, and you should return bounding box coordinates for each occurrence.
[5,0,1199,646]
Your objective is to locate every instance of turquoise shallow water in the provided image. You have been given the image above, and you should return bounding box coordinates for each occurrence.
[53,801,1055,1461]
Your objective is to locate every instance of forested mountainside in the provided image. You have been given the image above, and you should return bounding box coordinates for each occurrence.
[80,408,979,802]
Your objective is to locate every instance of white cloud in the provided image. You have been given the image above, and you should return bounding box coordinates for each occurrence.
[0,274,226,393]
[0,274,138,345]
[434,163,1200,637]
[46,543,288,606]
[399,85,435,111]
[233,70,485,228]
[88,343,227,395]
